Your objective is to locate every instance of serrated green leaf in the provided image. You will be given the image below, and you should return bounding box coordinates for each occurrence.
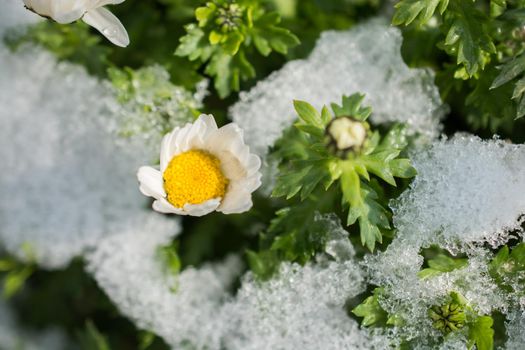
[195,4,216,26]
[418,254,468,279]
[222,31,244,55]
[78,320,111,350]
[468,316,494,350]
[443,0,496,76]
[0,259,16,271]
[389,158,417,178]
[176,2,299,98]
[246,250,280,280]
[361,158,397,186]
[272,165,313,199]
[341,167,362,209]
[489,243,525,290]
[294,100,324,128]
[205,49,255,98]
[352,288,389,327]
[492,53,525,89]
[175,25,213,62]
[393,0,450,26]
[330,94,371,120]
[3,266,33,299]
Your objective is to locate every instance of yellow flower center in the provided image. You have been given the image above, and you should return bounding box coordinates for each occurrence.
[163,150,228,208]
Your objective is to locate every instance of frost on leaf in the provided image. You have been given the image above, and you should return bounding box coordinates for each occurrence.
[108,65,207,156]
[363,242,505,348]
[230,19,445,157]
[392,135,525,249]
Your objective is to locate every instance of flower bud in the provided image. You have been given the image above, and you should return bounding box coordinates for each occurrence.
[325,116,368,157]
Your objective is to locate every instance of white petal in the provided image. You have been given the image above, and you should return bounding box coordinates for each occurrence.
[171,122,194,154]
[243,173,262,193]
[218,184,253,214]
[51,0,87,23]
[160,127,180,172]
[82,7,129,47]
[183,198,221,217]
[23,0,49,14]
[186,114,218,150]
[206,123,244,154]
[137,166,165,199]
[246,154,262,177]
[152,198,186,215]
[91,0,125,7]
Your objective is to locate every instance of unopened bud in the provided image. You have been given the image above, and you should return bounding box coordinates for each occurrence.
[325,116,368,157]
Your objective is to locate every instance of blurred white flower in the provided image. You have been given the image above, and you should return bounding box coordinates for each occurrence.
[22,0,129,47]
[137,115,262,216]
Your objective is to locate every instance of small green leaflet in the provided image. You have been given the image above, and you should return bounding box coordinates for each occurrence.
[352,288,389,327]
[491,53,525,118]
[442,0,496,76]
[247,197,338,280]
[489,243,525,291]
[393,0,450,26]
[175,0,299,97]
[77,320,111,350]
[468,316,494,350]
[418,253,468,279]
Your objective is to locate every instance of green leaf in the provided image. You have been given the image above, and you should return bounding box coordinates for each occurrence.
[272,165,313,199]
[246,250,280,281]
[222,31,244,55]
[138,331,156,350]
[248,191,338,279]
[205,49,255,98]
[77,320,111,350]
[389,158,418,178]
[330,94,372,121]
[252,12,299,55]
[0,259,16,271]
[393,0,450,26]
[442,0,496,76]
[468,316,494,350]
[352,288,389,327]
[342,177,389,251]
[175,2,299,98]
[418,254,468,279]
[3,266,33,299]
[175,25,213,62]
[293,100,325,128]
[492,53,525,89]
[489,243,525,291]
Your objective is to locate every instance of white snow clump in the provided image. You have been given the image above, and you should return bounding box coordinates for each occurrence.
[230,19,445,157]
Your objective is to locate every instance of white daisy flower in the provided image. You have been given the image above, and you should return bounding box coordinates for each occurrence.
[137,115,262,217]
[22,0,129,47]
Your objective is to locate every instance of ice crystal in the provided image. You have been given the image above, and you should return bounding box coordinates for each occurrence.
[230,19,445,156]
[505,310,525,350]
[364,241,506,347]
[220,260,371,350]
[87,213,381,350]
[0,1,187,268]
[108,65,207,155]
[392,135,525,249]
[86,220,242,349]
[0,300,71,350]
[0,35,176,269]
